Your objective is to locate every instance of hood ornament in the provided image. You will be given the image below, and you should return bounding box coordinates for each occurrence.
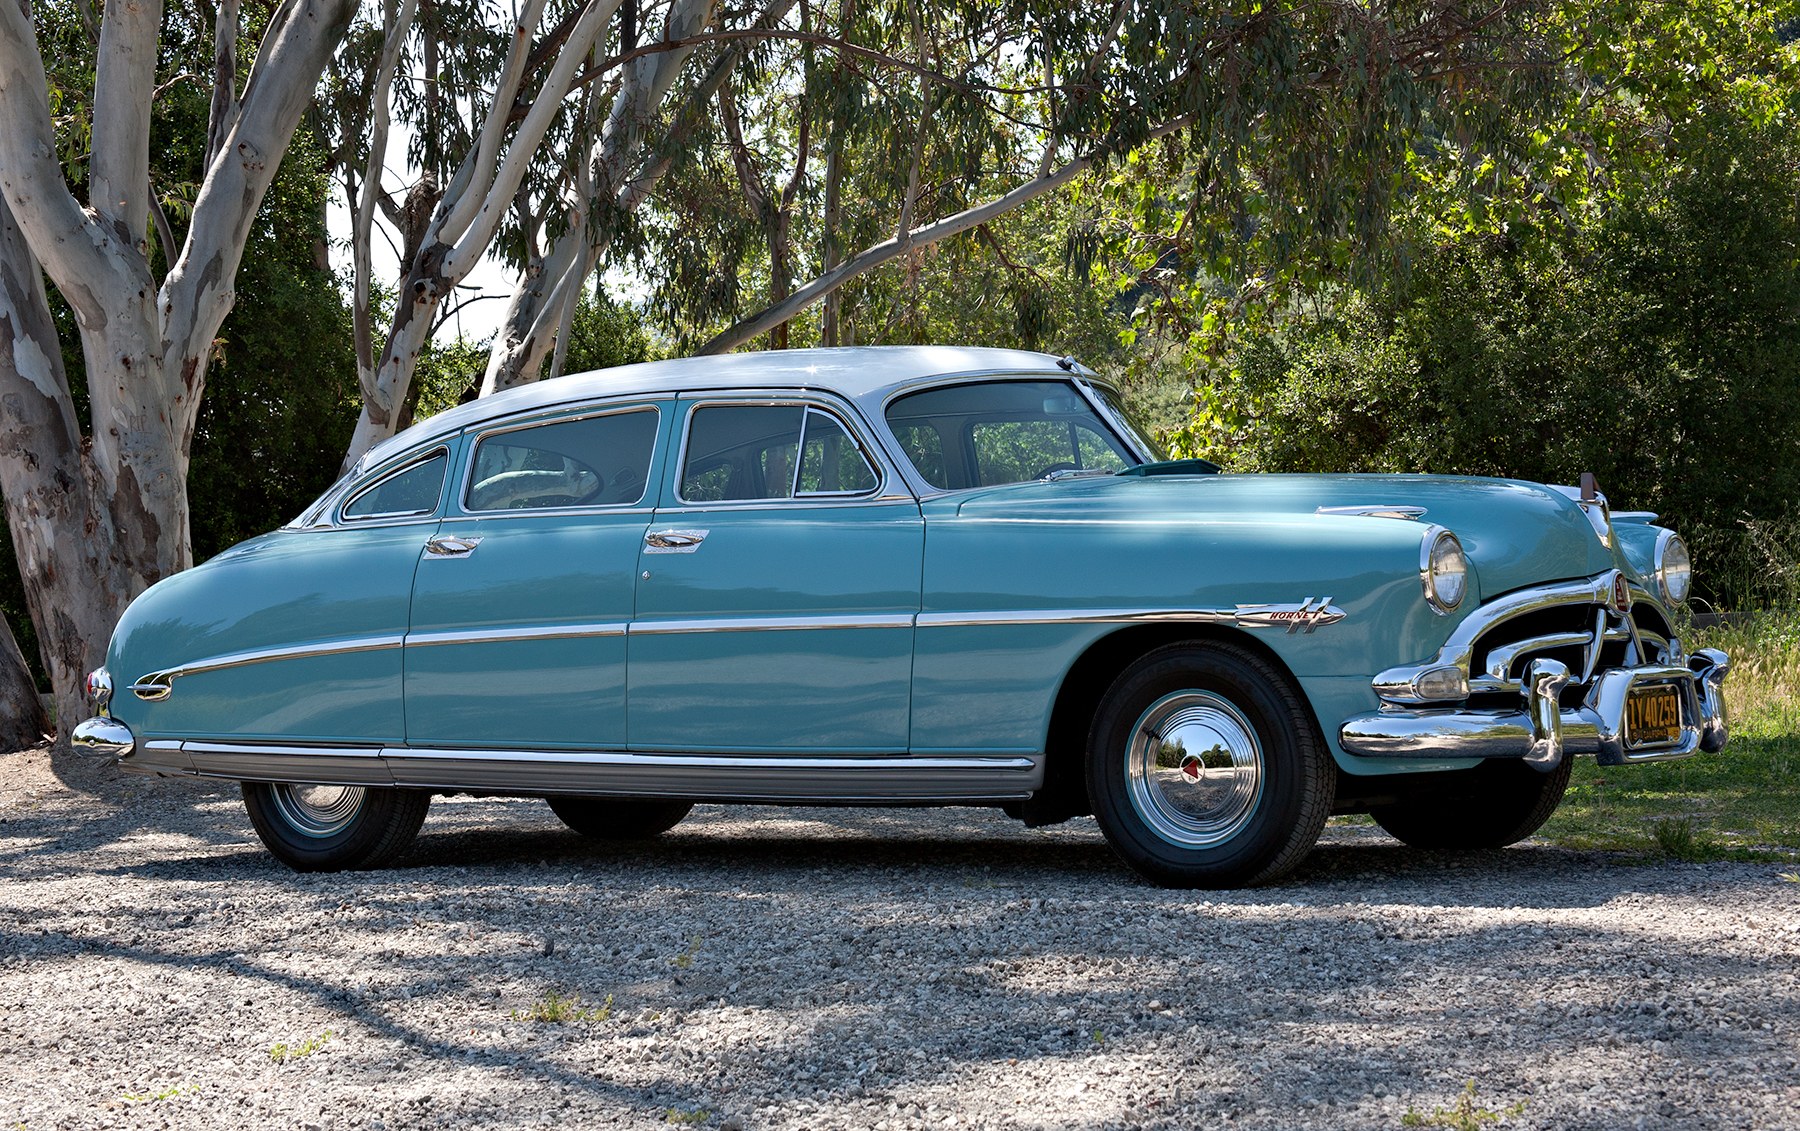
[1235,597,1346,634]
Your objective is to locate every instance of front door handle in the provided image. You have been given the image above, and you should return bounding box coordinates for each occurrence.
[423,535,483,558]
[644,528,708,554]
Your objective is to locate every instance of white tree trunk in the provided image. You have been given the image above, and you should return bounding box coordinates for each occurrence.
[482,0,747,392]
[0,0,355,741]
[344,0,623,469]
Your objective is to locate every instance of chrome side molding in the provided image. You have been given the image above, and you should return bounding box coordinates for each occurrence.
[113,741,1045,803]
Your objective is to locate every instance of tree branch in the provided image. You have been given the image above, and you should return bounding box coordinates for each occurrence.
[439,0,621,279]
[355,0,422,400]
[699,116,1194,355]
[0,0,126,317]
[91,0,166,247]
[433,0,551,250]
[206,0,242,168]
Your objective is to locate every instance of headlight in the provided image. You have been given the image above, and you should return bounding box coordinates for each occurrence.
[1655,531,1692,604]
[1422,529,1468,614]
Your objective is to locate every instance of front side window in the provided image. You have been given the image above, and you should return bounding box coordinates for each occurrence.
[341,450,448,521]
[467,408,659,511]
[680,403,878,503]
[884,380,1139,491]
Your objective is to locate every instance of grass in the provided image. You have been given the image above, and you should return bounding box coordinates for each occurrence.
[512,991,613,1024]
[665,1108,710,1125]
[119,1084,198,1104]
[269,1030,333,1063]
[1402,1081,1526,1129]
[1540,609,1800,861]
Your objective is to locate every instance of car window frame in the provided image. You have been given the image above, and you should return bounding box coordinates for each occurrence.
[876,374,1147,496]
[335,445,453,526]
[668,392,898,510]
[455,402,665,517]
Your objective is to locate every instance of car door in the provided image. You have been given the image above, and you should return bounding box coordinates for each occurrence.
[628,395,923,754]
[402,402,671,750]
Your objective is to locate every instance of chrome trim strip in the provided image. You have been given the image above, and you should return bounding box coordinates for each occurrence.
[918,608,1238,629]
[389,748,1042,801]
[630,613,915,635]
[405,622,629,648]
[131,635,407,700]
[1316,504,1428,521]
[122,741,1044,801]
[917,605,1345,632]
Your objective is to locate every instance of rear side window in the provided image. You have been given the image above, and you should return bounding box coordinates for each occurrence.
[680,404,878,503]
[341,450,448,521]
[467,408,659,511]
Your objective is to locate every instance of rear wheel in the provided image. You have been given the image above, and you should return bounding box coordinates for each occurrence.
[1369,757,1572,849]
[241,783,429,872]
[547,797,692,840]
[1086,641,1332,888]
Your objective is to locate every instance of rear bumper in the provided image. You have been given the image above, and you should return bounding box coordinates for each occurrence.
[72,715,136,758]
[1340,648,1730,770]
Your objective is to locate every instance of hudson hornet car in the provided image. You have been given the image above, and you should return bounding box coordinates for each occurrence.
[73,346,1730,887]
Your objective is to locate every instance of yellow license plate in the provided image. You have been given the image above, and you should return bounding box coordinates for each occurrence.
[1626,685,1683,748]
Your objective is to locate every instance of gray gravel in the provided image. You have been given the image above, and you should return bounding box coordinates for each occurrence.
[2,747,1797,1131]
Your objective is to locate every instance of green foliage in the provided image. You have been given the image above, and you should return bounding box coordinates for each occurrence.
[512,991,613,1024]
[1545,610,1800,858]
[269,1030,334,1063]
[1402,1081,1527,1129]
[1196,111,1800,609]
[554,292,658,376]
[188,128,358,559]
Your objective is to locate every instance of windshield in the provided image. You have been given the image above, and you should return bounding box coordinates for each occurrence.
[884,379,1145,490]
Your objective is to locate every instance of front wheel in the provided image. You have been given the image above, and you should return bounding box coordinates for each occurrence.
[1086,641,1332,888]
[1369,757,1572,849]
[241,782,430,872]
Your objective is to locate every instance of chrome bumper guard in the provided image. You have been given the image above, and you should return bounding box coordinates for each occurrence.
[1340,648,1730,771]
[72,715,136,758]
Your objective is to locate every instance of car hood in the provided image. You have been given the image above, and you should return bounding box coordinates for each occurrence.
[946,472,1619,600]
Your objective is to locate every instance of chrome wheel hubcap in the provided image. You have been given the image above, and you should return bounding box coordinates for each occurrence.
[1125,690,1265,849]
[269,784,366,838]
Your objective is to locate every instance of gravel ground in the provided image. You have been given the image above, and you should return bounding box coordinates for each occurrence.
[2,747,1797,1131]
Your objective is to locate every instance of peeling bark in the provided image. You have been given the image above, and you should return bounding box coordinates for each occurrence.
[0,0,356,742]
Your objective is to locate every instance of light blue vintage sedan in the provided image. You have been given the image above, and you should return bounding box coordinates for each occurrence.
[73,347,1730,887]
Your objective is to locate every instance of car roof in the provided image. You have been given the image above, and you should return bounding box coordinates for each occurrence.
[360,346,1083,471]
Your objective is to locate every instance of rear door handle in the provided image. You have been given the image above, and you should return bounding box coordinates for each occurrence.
[423,535,483,558]
[644,528,708,553]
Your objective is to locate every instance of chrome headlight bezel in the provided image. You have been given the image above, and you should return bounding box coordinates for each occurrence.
[1654,529,1692,605]
[1421,528,1468,615]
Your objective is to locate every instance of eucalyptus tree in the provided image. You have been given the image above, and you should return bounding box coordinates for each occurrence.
[623,1,1565,356]
[332,0,735,466]
[0,0,354,737]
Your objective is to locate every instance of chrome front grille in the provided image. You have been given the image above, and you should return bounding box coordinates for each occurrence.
[1468,602,1673,701]
[1370,570,1678,708]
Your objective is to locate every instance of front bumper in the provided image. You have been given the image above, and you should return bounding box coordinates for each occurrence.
[1341,648,1730,770]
